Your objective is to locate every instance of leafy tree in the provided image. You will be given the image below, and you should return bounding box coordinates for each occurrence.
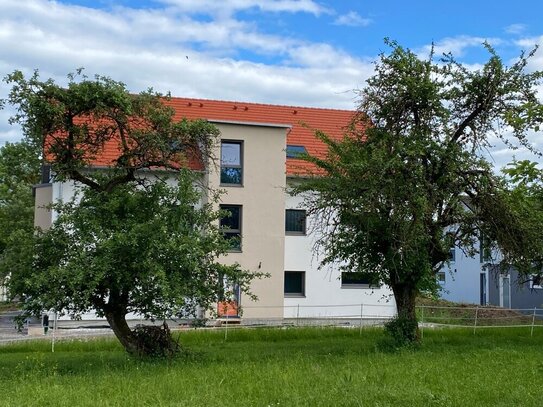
[501,160,543,277]
[294,40,543,343]
[0,141,41,289]
[2,70,257,356]
[10,172,254,356]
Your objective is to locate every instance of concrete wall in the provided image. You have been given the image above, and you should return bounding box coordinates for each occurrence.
[209,122,288,320]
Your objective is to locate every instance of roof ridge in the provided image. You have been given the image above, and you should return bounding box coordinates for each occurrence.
[169,96,356,114]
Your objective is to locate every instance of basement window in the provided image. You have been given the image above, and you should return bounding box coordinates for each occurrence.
[341,272,380,289]
[284,271,305,297]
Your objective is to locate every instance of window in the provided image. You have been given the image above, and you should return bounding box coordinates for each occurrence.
[221,141,243,185]
[286,145,307,159]
[41,164,51,184]
[531,275,542,289]
[449,247,456,262]
[479,233,492,263]
[284,271,305,297]
[437,271,446,284]
[341,271,380,288]
[285,209,306,234]
[220,205,242,251]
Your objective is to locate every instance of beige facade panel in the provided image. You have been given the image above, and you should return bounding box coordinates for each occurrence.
[34,184,52,230]
[210,123,287,320]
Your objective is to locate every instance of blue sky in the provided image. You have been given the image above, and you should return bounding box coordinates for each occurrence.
[1,0,543,166]
[50,0,543,64]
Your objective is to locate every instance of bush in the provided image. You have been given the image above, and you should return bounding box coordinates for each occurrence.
[131,322,180,358]
[383,315,419,347]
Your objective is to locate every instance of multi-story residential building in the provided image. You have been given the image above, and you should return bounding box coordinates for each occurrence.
[34,97,397,322]
[33,96,543,321]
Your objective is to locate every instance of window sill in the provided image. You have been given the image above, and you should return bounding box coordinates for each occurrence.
[341,285,377,289]
[286,232,307,236]
[284,294,306,298]
[220,183,244,188]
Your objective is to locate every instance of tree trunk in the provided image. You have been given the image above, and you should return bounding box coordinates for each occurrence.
[390,283,420,343]
[104,309,139,355]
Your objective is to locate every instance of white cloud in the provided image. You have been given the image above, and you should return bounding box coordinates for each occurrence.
[1,1,540,172]
[505,24,527,35]
[0,0,373,145]
[158,0,330,16]
[333,11,371,27]
[419,35,503,57]
[512,37,543,73]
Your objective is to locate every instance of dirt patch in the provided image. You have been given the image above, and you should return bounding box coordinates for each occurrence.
[416,296,540,326]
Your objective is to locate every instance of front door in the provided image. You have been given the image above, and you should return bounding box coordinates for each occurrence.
[479,273,486,305]
[499,275,511,308]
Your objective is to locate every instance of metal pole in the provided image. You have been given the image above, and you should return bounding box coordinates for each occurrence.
[51,311,58,353]
[224,303,228,341]
[296,304,300,327]
[421,306,424,339]
[473,306,479,335]
[531,307,536,337]
[359,304,364,336]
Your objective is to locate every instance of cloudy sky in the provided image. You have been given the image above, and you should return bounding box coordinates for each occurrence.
[1,0,542,167]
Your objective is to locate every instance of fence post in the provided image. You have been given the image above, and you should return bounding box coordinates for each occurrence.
[473,306,479,335]
[531,307,536,337]
[420,306,424,339]
[51,311,57,353]
[224,315,228,341]
[359,304,364,336]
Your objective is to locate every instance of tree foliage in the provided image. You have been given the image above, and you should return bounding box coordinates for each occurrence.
[294,40,543,343]
[0,141,41,285]
[4,69,219,192]
[11,171,255,356]
[501,160,543,274]
[2,70,256,356]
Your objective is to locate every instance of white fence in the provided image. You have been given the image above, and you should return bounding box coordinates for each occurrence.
[418,304,543,336]
[216,302,543,335]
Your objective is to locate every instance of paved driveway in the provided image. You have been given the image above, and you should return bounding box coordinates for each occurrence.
[0,311,27,342]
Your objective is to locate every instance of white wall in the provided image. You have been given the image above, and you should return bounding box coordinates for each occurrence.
[283,189,396,319]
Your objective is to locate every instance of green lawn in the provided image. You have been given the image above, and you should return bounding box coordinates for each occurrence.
[1,327,542,406]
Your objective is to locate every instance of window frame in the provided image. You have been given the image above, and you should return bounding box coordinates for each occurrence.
[341,271,380,289]
[286,145,307,159]
[437,271,446,284]
[284,271,305,297]
[220,140,243,186]
[219,204,242,252]
[285,209,307,235]
[479,233,492,263]
[449,247,456,263]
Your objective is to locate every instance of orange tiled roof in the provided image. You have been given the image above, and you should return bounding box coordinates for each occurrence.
[84,97,358,175]
[165,97,357,175]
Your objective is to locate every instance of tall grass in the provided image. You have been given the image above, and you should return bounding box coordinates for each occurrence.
[1,327,542,406]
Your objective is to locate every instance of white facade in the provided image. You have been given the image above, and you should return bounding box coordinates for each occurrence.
[282,186,397,320]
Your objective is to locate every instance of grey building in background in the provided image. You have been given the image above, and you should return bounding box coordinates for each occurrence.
[488,267,543,310]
